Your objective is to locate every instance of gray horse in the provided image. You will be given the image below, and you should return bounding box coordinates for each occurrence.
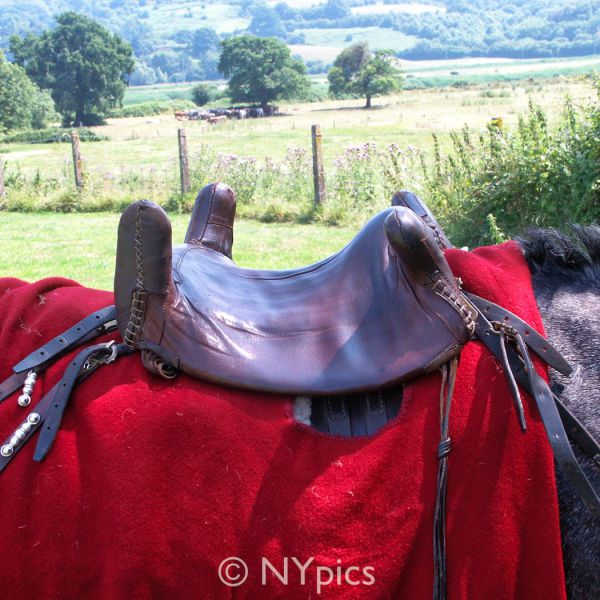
[522,226,600,599]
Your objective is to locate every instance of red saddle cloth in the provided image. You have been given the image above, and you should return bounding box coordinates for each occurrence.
[0,241,565,599]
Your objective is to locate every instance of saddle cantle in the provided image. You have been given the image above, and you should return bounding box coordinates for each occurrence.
[114,183,477,395]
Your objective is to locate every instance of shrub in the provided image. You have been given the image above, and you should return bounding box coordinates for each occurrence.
[0,127,106,144]
[419,84,600,246]
[108,100,195,118]
[191,83,214,106]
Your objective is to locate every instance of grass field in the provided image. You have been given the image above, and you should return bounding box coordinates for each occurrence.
[1,77,596,183]
[295,27,418,53]
[123,83,200,106]
[350,3,445,15]
[1,64,599,283]
[145,2,248,34]
[0,214,356,290]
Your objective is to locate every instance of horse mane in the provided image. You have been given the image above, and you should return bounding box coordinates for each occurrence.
[518,225,600,286]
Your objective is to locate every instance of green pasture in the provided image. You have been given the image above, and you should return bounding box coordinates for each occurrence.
[296,27,419,52]
[145,2,248,35]
[0,213,356,290]
[5,78,596,183]
[124,83,197,106]
[405,64,600,90]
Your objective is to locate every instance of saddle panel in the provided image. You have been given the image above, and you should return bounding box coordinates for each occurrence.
[115,183,475,395]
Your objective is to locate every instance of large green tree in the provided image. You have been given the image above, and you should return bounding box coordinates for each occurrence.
[328,43,403,108]
[218,36,310,108]
[0,51,56,133]
[10,12,134,125]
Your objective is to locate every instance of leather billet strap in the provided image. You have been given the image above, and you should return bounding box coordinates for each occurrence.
[555,396,600,467]
[472,306,600,517]
[0,306,117,404]
[0,342,132,472]
[465,293,572,376]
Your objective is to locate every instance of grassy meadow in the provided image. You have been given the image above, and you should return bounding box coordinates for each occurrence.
[0,213,356,289]
[2,77,597,181]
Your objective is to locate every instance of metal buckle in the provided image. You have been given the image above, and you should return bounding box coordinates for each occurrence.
[104,341,119,364]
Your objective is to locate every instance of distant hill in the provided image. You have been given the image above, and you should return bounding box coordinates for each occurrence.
[2,0,600,85]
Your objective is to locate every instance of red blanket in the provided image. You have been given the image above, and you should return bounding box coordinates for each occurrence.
[0,242,565,599]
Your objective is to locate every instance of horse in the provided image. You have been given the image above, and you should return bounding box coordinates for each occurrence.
[520,226,600,598]
[0,209,598,598]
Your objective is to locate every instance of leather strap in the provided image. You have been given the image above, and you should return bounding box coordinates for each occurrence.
[555,395,600,467]
[0,306,117,405]
[473,311,600,517]
[433,357,458,600]
[33,343,117,461]
[12,306,116,373]
[465,293,572,376]
[0,342,131,472]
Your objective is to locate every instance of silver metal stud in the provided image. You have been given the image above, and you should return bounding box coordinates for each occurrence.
[27,413,41,425]
[0,445,13,457]
[18,371,37,407]
[9,436,18,447]
[18,394,31,407]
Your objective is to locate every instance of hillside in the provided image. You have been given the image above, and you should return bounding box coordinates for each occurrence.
[1,0,600,84]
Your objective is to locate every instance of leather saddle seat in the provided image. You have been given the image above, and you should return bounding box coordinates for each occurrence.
[115,183,477,395]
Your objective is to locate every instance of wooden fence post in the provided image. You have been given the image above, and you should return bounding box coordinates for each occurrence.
[178,128,191,194]
[0,159,5,199]
[311,124,325,206]
[70,131,84,189]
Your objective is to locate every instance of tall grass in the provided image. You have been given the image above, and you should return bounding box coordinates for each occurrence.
[424,89,600,245]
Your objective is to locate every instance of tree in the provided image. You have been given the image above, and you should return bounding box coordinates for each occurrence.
[190,28,220,58]
[248,5,287,39]
[0,51,56,133]
[328,44,402,108]
[320,0,351,19]
[10,13,134,125]
[218,36,310,107]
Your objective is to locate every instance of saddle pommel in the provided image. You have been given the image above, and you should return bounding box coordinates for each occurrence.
[185,182,236,259]
[392,190,452,249]
[384,208,456,291]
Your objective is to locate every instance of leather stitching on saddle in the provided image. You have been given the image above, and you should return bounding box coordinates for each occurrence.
[432,281,477,335]
[123,203,147,349]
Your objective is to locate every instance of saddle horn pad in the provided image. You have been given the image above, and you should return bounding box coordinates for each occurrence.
[115,183,475,395]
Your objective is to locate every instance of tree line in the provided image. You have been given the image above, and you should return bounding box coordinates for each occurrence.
[1,13,402,132]
[1,1,599,86]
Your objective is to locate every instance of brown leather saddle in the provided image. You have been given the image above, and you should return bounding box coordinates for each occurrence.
[1,183,598,600]
[114,183,477,395]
